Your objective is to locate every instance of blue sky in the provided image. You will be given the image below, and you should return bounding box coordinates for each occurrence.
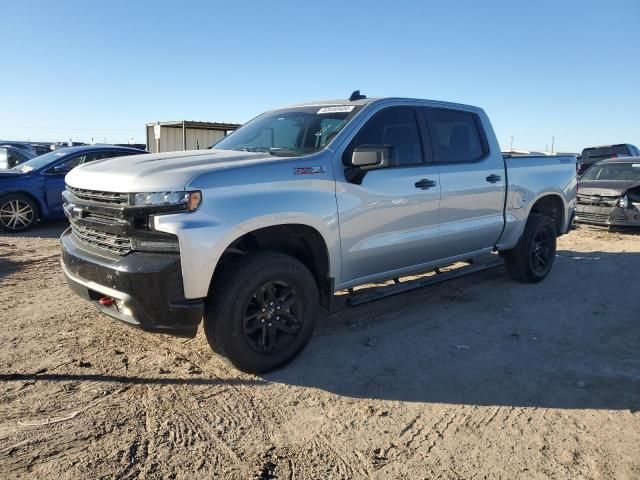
[2,0,639,152]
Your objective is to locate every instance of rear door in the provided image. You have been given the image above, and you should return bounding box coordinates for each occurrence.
[335,106,442,285]
[422,107,505,260]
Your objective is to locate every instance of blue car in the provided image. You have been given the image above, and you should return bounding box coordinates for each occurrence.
[0,145,146,232]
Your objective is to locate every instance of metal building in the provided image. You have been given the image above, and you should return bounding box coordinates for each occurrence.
[146,120,242,153]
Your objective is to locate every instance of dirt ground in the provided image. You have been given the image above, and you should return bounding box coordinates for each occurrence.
[0,222,639,479]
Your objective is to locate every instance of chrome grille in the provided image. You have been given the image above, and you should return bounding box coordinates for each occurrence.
[70,223,132,255]
[67,186,129,205]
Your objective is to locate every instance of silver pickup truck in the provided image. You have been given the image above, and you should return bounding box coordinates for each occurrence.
[61,93,577,372]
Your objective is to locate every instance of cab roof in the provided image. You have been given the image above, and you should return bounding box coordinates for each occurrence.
[282,96,480,112]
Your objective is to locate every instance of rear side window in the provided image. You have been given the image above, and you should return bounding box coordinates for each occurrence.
[350,107,423,167]
[425,108,486,163]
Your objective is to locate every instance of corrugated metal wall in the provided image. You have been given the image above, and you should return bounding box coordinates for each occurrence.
[185,128,226,150]
[146,125,228,153]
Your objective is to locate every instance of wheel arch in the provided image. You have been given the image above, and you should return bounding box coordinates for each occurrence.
[527,193,565,235]
[211,223,334,308]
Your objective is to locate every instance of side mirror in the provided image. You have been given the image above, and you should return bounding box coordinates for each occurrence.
[344,146,390,184]
[350,146,390,168]
[48,164,71,175]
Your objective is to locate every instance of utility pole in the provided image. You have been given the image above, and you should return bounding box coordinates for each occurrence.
[510,136,514,151]
[551,136,556,154]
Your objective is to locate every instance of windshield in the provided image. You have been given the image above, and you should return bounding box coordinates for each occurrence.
[581,162,640,181]
[213,105,363,156]
[12,149,72,173]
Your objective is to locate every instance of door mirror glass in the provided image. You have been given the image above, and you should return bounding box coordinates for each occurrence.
[351,146,390,168]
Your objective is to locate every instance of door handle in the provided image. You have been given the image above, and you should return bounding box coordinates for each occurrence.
[486,174,502,183]
[414,179,437,190]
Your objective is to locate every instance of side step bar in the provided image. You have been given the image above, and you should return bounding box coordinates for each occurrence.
[345,256,504,307]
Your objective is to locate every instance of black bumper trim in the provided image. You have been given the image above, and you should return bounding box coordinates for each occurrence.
[61,228,203,337]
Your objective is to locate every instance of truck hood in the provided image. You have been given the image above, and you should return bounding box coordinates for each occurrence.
[577,180,640,197]
[65,149,275,192]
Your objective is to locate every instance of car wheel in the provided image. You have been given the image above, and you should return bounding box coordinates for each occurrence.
[503,213,557,283]
[204,252,319,373]
[0,194,39,232]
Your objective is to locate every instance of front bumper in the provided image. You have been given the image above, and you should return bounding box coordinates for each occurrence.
[61,228,203,337]
[575,204,640,227]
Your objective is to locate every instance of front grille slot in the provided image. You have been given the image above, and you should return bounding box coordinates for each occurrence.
[71,223,132,255]
[575,210,611,223]
[576,195,618,207]
[67,186,129,205]
[83,211,120,225]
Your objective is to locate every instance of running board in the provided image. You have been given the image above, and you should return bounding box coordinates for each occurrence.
[345,257,504,307]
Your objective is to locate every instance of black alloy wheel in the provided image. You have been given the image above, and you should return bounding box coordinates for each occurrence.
[204,252,319,373]
[530,224,555,275]
[242,280,303,354]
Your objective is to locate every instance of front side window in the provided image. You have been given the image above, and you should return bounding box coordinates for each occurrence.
[213,105,363,157]
[56,155,84,171]
[425,108,486,163]
[349,107,424,167]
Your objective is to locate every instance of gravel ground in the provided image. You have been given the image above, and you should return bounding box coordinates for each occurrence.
[0,222,639,479]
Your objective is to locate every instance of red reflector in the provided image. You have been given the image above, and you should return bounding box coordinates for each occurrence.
[99,296,115,306]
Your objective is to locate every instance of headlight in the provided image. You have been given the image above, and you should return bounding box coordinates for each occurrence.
[133,191,201,211]
[618,195,629,209]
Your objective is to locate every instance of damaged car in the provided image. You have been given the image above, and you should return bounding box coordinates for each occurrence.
[576,156,640,227]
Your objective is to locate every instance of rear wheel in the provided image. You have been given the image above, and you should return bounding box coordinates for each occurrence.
[0,194,38,232]
[503,214,557,283]
[204,252,319,373]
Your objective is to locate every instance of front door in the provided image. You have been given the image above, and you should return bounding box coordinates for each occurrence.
[335,106,441,286]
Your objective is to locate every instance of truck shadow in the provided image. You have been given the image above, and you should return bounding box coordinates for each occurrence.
[267,249,640,411]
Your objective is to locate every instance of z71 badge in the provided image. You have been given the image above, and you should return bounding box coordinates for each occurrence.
[294,166,325,175]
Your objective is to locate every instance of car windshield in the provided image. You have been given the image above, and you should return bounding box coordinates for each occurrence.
[581,162,640,181]
[212,105,363,157]
[12,149,72,173]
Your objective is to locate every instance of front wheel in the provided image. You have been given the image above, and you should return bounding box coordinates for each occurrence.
[204,252,319,373]
[503,214,557,283]
[0,194,39,232]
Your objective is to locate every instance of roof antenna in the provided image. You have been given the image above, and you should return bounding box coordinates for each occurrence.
[349,90,366,101]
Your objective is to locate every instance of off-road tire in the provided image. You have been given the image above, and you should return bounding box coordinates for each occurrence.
[204,252,319,373]
[503,213,557,283]
[0,194,39,233]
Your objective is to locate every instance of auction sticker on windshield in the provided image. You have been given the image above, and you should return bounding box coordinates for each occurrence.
[317,106,355,114]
